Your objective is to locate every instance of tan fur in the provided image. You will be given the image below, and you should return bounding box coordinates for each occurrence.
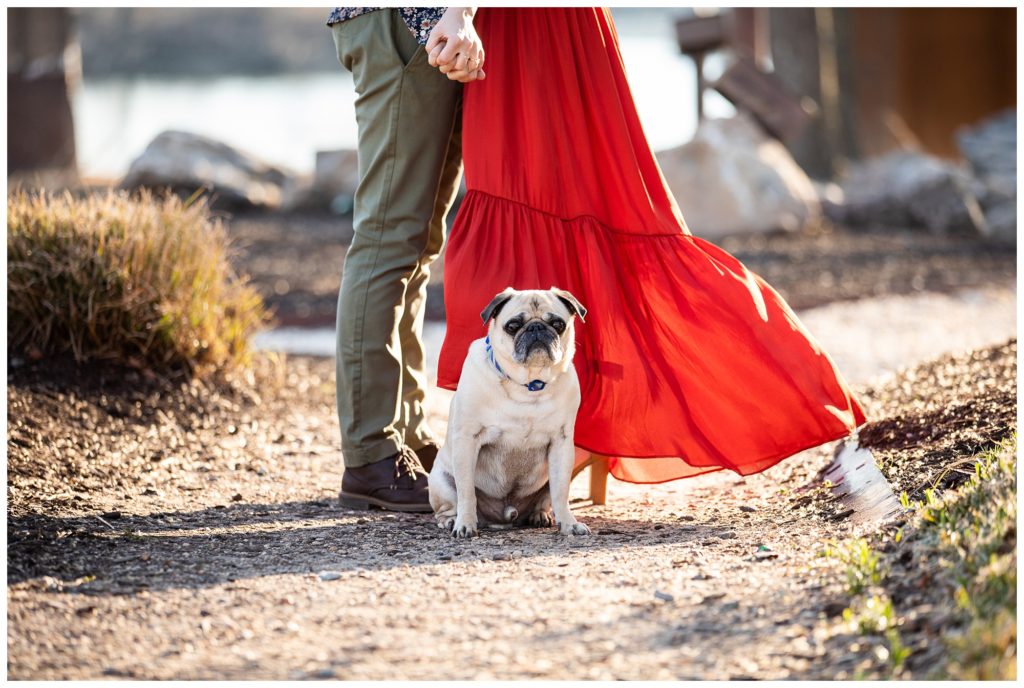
[428,288,591,537]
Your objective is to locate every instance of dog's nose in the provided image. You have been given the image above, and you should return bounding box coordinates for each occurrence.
[525,321,547,333]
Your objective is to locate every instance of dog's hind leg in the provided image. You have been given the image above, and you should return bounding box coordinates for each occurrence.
[522,488,555,528]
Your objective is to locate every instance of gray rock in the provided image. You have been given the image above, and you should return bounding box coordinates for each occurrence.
[314,149,359,204]
[122,130,298,210]
[957,108,1016,177]
[981,201,1017,243]
[656,113,822,239]
[281,148,363,214]
[829,150,985,235]
[957,108,1017,243]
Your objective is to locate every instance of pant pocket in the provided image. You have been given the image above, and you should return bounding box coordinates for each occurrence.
[331,18,366,73]
[390,9,423,68]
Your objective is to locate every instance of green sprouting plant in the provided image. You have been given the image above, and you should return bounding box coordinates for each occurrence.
[842,594,910,671]
[828,538,886,595]
[826,436,1016,679]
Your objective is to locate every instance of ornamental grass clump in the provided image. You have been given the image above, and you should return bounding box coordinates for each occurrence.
[7,189,267,376]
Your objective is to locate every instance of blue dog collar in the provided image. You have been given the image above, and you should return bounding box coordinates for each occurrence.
[484,335,546,391]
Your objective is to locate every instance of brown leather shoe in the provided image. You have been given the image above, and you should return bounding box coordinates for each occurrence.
[339,446,431,512]
[414,442,440,473]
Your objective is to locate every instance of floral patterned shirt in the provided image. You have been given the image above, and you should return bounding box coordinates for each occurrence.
[326,7,446,45]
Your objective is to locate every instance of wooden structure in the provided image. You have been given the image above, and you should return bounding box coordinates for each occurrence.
[8,8,80,180]
[845,7,1016,159]
[753,7,1016,175]
[678,7,1015,178]
[674,13,728,121]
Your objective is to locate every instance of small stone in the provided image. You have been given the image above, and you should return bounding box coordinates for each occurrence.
[231,493,243,502]
[318,571,342,581]
[739,505,756,513]
[654,590,674,602]
[102,511,122,520]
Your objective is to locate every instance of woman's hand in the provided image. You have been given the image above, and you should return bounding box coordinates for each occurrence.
[425,7,486,82]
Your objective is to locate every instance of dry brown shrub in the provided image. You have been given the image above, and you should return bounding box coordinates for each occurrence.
[7,188,268,376]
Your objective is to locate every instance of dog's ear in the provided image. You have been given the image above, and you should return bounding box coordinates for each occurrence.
[550,287,587,322]
[480,288,516,323]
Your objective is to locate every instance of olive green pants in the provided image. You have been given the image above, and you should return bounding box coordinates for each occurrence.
[331,10,463,467]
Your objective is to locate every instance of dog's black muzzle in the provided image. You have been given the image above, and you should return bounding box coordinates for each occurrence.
[513,321,558,361]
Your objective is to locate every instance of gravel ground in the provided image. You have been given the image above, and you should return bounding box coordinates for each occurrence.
[7,333,1017,678]
[224,211,447,326]
[222,212,352,327]
[6,219,1017,679]
[857,340,1017,500]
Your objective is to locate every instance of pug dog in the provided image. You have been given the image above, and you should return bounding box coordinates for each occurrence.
[428,287,592,538]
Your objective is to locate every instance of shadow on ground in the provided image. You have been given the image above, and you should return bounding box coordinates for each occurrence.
[8,500,742,592]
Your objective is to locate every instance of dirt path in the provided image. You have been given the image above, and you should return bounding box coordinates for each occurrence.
[7,438,851,679]
[7,279,1017,679]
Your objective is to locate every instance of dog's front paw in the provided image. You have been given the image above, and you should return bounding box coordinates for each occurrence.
[451,516,478,539]
[527,510,555,528]
[557,520,591,537]
[437,515,455,531]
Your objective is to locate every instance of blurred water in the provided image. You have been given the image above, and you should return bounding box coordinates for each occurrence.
[73,9,735,179]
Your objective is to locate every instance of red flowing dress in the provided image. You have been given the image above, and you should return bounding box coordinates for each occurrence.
[437,7,867,483]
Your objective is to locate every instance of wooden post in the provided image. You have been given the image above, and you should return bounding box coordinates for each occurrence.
[694,51,706,121]
[675,13,727,127]
[7,7,80,181]
[588,454,609,506]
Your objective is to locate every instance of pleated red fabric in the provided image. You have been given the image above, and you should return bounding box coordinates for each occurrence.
[437,7,868,483]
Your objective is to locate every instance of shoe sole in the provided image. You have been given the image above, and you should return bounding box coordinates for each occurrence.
[338,491,433,513]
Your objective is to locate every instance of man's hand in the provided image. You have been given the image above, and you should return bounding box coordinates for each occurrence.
[425,7,485,83]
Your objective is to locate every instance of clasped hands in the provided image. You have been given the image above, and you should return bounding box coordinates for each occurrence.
[425,7,486,83]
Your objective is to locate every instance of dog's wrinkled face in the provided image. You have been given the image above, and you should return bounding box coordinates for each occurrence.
[481,287,587,369]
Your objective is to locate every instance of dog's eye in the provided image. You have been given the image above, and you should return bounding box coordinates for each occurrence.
[504,320,522,335]
[549,318,566,334]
